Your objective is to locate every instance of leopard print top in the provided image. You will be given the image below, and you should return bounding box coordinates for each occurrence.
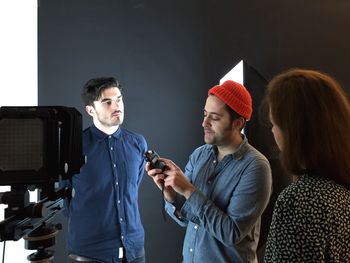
[264,174,350,262]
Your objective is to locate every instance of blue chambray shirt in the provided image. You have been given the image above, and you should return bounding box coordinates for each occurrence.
[165,135,272,263]
[64,125,147,263]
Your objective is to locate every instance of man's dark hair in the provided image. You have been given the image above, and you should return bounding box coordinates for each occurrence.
[225,104,246,131]
[81,77,121,106]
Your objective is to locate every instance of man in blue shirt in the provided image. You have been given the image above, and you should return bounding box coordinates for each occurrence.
[147,80,272,263]
[65,77,147,263]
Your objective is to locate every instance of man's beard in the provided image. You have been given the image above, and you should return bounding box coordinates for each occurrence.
[204,123,232,145]
[98,114,124,127]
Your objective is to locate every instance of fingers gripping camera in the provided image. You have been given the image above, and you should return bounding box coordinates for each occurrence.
[144,150,166,172]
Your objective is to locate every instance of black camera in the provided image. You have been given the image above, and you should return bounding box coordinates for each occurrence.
[144,150,166,172]
[0,106,84,262]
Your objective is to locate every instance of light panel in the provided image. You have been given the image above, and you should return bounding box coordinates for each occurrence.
[0,0,38,260]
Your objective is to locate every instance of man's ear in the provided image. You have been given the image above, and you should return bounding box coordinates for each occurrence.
[85,105,95,117]
[233,117,246,131]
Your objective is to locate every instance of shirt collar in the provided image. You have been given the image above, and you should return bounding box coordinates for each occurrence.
[233,134,249,159]
[91,124,122,141]
[211,134,249,160]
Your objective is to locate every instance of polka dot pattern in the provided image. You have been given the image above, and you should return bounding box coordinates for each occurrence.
[264,174,350,262]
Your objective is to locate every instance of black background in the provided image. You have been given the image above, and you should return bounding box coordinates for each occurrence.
[38,1,350,262]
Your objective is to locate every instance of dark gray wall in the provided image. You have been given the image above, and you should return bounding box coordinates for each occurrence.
[38,1,350,262]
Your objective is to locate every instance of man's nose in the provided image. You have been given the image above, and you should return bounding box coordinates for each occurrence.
[202,117,210,127]
[111,100,120,109]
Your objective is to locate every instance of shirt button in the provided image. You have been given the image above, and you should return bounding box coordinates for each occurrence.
[189,248,193,252]
[121,235,124,239]
[113,164,116,168]
[120,218,123,222]
[110,147,113,150]
[118,200,121,204]
[108,136,112,139]
[194,225,198,229]
[213,160,217,164]
[116,182,119,186]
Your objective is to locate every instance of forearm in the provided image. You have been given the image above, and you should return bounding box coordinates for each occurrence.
[165,193,189,227]
[179,180,271,247]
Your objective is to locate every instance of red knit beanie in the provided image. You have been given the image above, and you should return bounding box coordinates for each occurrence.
[208,80,252,121]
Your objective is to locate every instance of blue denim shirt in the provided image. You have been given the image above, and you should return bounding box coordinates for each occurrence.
[64,125,147,263]
[166,136,272,263]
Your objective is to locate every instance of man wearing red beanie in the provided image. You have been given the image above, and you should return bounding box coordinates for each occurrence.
[147,80,272,263]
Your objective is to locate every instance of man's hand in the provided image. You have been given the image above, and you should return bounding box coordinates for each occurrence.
[146,162,177,202]
[146,158,196,200]
[161,159,196,199]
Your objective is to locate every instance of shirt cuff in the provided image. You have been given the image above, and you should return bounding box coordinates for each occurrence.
[180,189,207,221]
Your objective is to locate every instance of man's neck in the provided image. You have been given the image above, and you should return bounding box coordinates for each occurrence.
[94,121,119,135]
[216,134,243,161]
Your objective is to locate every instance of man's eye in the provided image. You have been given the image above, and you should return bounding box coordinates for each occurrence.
[204,114,219,121]
[209,114,220,121]
[101,100,112,106]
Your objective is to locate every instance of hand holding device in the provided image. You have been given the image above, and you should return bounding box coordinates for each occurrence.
[144,150,166,172]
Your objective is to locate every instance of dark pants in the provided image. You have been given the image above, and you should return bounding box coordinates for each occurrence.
[122,254,145,263]
[69,253,145,263]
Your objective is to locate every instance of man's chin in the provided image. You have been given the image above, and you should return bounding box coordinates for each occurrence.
[204,136,214,145]
[109,120,123,127]
[112,117,124,125]
[115,121,123,126]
